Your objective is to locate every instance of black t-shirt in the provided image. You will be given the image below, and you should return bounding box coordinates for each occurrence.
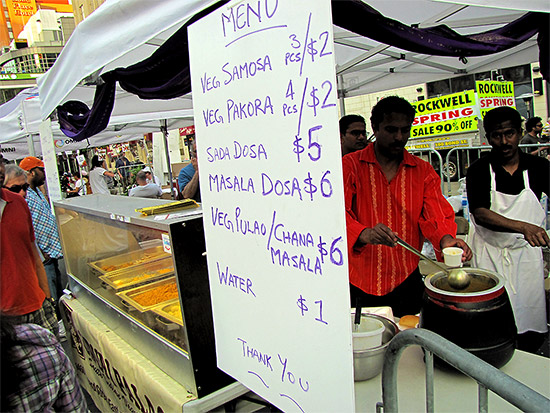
[466,150,550,212]
[115,157,130,178]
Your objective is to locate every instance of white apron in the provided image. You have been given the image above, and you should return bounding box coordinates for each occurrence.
[469,167,547,334]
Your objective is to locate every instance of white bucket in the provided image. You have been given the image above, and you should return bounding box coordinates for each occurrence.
[352,315,385,350]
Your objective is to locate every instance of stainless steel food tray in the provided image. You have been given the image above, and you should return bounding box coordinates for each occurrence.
[151,299,184,327]
[117,276,178,313]
[88,244,169,275]
[148,299,188,351]
[99,256,174,292]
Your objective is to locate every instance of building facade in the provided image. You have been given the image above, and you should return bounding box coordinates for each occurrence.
[342,63,549,127]
[0,0,73,104]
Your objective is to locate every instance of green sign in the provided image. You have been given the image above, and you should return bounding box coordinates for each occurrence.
[0,73,40,81]
[476,80,515,118]
[410,90,478,138]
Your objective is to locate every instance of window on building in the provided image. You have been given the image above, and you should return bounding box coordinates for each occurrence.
[427,64,532,98]
[0,87,25,105]
[427,79,451,97]
[0,51,60,74]
[426,64,534,119]
[501,65,531,85]
[474,71,492,81]
[450,74,476,93]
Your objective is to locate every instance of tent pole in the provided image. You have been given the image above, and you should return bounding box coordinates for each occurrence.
[39,118,63,204]
[338,75,346,116]
[545,80,550,117]
[26,134,36,157]
[160,120,176,200]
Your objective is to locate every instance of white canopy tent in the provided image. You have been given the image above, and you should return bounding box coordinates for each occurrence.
[0,135,144,161]
[37,0,548,124]
[0,88,41,146]
[32,0,547,202]
[0,87,156,160]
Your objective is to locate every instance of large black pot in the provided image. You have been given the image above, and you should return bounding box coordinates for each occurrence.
[419,268,517,368]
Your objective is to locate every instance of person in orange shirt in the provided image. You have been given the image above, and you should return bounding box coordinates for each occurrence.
[343,96,472,316]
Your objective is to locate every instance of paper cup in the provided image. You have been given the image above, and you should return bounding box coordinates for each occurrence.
[352,315,385,350]
[442,247,463,267]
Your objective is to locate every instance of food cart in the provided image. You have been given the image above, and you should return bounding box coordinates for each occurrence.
[54,194,241,411]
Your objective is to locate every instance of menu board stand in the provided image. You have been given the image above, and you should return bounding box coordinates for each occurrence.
[189,1,355,411]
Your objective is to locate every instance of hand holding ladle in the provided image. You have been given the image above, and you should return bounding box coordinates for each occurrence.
[394,236,470,289]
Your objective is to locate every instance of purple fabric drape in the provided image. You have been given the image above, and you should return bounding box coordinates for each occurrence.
[57,80,115,139]
[332,0,547,58]
[58,0,549,141]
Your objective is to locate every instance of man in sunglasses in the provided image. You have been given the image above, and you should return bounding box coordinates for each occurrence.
[4,164,30,198]
[0,159,58,338]
[19,157,67,328]
[466,106,549,353]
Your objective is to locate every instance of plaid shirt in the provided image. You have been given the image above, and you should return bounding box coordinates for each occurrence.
[26,188,63,259]
[7,323,87,412]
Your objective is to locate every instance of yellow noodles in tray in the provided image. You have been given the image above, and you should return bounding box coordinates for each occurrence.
[112,267,173,286]
[135,199,198,216]
[132,282,178,307]
[99,251,166,272]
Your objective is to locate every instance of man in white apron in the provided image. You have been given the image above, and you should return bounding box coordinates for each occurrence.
[466,106,549,353]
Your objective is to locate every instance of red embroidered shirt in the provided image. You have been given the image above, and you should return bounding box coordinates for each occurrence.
[343,144,456,296]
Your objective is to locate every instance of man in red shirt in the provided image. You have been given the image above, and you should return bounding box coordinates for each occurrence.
[343,96,472,316]
[0,160,58,336]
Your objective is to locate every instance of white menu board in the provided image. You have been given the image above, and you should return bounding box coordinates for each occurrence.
[188,1,355,411]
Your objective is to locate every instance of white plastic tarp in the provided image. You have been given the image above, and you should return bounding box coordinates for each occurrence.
[0,87,193,160]
[434,0,549,13]
[0,87,41,142]
[38,0,219,121]
[37,0,547,121]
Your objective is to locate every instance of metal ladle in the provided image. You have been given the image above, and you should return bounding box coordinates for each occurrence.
[395,236,470,289]
[447,267,470,290]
